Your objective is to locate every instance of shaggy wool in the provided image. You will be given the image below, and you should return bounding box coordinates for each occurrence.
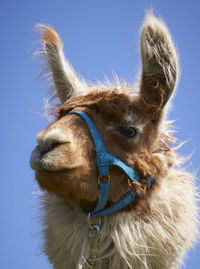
[39,167,198,269]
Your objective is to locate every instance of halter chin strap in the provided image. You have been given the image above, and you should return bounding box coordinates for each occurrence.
[70,111,154,217]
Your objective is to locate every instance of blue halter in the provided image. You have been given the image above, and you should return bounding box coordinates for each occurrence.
[70,111,154,217]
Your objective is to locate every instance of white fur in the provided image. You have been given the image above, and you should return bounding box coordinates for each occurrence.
[39,168,198,269]
[140,13,179,92]
[38,25,89,104]
[125,112,146,133]
[56,49,89,98]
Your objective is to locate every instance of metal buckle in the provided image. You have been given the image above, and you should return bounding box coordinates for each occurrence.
[86,213,102,268]
[87,213,101,230]
[98,175,110,185]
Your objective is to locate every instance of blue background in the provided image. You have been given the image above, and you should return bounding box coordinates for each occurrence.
[1,0,199,268]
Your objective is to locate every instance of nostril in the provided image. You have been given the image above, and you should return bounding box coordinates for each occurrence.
[38,143,59,155]
[36,128,69,153]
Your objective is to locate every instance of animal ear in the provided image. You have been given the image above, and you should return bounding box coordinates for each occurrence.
[36,24,87,104]
[139,14,179,117]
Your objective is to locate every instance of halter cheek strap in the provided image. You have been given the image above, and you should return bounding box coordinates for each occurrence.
[69,111,154,217]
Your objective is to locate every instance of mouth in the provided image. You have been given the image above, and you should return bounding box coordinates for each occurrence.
[30,146,59,172]
[30,144,81,174]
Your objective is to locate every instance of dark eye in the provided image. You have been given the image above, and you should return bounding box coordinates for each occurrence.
[119,126,137,138]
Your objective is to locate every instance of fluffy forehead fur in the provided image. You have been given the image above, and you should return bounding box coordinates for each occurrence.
[31,13,199,269]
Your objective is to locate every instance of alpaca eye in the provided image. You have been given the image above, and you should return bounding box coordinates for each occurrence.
[119,126,137,138]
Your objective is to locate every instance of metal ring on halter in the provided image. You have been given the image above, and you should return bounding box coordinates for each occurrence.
[98,175,110,185]
[87,213,101,230]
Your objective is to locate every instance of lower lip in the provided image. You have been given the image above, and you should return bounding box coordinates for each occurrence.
[30,148,59,172]
[30,149,43,169]
[36,168,48,177]
[30,150,54,172]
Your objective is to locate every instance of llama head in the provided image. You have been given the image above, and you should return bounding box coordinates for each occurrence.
[30,14,179,211]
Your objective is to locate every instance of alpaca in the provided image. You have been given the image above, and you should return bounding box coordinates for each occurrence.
[30,14,199,269]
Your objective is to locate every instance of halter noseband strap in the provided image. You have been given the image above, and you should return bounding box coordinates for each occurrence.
[69,111,154,217]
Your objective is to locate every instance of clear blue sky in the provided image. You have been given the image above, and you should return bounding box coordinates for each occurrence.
[1,0,200,268]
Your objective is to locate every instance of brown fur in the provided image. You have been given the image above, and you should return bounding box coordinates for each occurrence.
[30,13,199,269]
[33,89,169,214]
[36,24,62,51]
